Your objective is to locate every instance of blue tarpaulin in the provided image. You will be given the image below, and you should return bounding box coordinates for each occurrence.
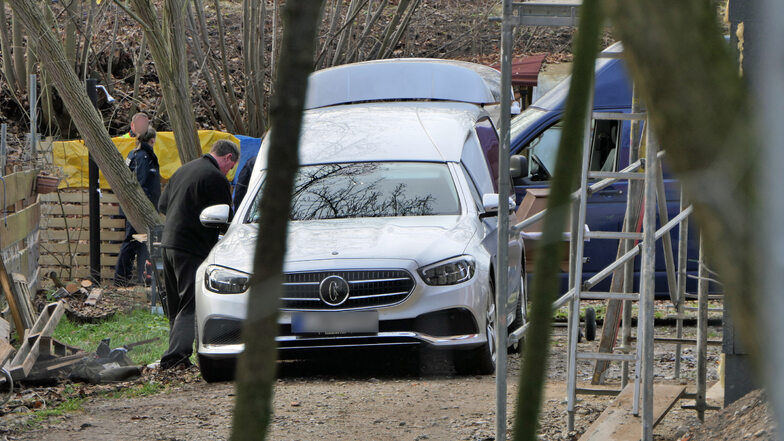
[232,135,263,185]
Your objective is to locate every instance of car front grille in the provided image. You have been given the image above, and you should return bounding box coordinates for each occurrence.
[282,270,415,310]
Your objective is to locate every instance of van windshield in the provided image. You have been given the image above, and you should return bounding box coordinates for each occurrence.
[245,162,461,222]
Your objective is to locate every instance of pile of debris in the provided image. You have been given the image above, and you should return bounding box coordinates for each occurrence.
[0,259,158,407]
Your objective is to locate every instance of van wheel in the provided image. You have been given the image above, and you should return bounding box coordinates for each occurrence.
[454,287,496,375]
[584,307,597,342]
[198,354,236,383]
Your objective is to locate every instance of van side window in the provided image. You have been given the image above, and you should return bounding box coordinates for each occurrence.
[475,119,500,191]
[524,119,619,181]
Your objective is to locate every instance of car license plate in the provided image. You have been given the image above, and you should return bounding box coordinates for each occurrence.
[291,311,379,335]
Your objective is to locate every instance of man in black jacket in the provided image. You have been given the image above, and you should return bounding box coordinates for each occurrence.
[158,140,239,369]
[114,128,161,286]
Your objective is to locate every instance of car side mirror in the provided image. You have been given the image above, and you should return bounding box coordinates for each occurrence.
[510,155,529,179]
[200,204,230,228]
[481,193,516,218]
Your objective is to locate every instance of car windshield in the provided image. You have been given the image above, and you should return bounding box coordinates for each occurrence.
[245,162,460,222]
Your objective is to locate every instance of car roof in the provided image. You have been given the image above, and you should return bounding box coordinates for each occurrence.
[254,101,486,172]
[304,58,503,109]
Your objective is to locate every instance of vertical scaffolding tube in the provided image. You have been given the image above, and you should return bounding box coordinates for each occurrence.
[640,123,658,441]
[622,85,642,389]
[495,1,513,439]
[696,233,708,421]
[0,124,6,174]
[566,85,594,433]
[29,74,37,162]
[674,189,689,378]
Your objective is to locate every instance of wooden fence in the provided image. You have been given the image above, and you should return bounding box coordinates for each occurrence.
[39,189,126,281]
[0,170,41,294]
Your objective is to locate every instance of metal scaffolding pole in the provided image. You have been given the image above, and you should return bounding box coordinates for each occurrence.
[495,1,514,439]
[696,233,708,421]
[674,189,689,378]
[640,123,658,441]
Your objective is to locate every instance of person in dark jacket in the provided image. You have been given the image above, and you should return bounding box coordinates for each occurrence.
[158,139,239,369]
[232,154,257,212]
[114,128,161,286]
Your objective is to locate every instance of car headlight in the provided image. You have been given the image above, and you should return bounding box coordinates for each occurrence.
[205,265,250,294]
[418,256,476,286]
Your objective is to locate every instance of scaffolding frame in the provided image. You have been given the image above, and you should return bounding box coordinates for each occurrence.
[493,2,718,440]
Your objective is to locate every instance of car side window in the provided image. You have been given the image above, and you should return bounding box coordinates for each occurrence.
[460,163,483,210]
[475,119,500,191]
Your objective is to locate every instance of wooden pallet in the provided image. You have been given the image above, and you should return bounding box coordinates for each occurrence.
[578,384,685,441]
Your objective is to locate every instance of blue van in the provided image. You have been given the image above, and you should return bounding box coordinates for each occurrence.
[509,43,698,296]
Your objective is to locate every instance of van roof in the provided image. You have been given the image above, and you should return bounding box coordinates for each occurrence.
[532,42,632,112]
[255,101,485,171]
[304,58,502,109]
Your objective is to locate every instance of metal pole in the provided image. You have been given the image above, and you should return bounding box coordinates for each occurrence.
[495,1,513,439]
[29,74,37,162]
[640,121,658,441]
[674,188,689,378]
[566,82,594,433]
[0,124,6,175]
[86,79,101,282]
[754,1,784,438]
[696,233,708,421]
[622,83,642,388]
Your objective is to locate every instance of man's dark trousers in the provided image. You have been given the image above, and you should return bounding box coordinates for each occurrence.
[160,247,203,368]
[114,223,149,285]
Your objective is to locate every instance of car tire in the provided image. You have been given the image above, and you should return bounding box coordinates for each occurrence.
[454,286,496,375]
[198,354,237,383]
[508,271,528,354]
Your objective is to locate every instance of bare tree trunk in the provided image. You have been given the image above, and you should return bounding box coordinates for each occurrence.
[8,0,162,233]
[63,0,77,69]
[231,1,324,439]
[380,0,420,59]
[0,0,18,92]
[129,32,147,117]
[120,0,201,163]
[12,12,25,91]
[346,0,387,63]
[243,0,266,137]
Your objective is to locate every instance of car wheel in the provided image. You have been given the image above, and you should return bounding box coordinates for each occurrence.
[198,354,237,383]
[508,271,528,354]
[454,285,496,375]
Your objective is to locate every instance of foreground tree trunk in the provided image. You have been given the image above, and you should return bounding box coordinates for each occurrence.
[8,0,162,233]
[231,1,323,439]
[605,0,759,367]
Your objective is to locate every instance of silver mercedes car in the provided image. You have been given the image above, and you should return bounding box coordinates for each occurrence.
[194,60,527,381]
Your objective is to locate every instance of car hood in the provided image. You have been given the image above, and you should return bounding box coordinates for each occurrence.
[209,216,477,274]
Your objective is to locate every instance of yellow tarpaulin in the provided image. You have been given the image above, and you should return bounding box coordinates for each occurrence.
[53,130,240,189]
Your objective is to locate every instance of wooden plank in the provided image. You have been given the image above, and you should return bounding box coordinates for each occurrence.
[0,201,41,249]
[39,254,120,267]
[0,341,14,367]
[0,318,10,342]
[40,242,122,255]
[43,217,126,229]
[41,203,120,216]
[41,266,116,280]
[578,384,686,441]
[6,302,65,380]
[40,190,119,204]
[40,229,125,241]
[11,273,37,330]
[84,288,102,306]
[0,258,25,338]
[0,170,37,209]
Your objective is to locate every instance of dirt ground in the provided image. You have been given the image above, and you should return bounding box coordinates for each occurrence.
[3,324,725,441]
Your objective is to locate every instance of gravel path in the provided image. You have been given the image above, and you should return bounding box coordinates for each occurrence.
[8,325,723,440]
